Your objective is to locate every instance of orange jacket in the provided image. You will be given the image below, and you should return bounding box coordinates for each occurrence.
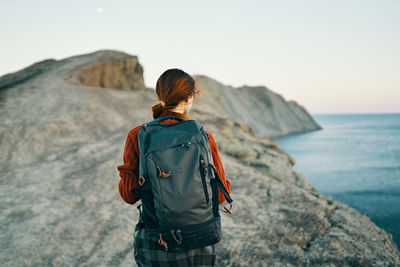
[117,109,231,205]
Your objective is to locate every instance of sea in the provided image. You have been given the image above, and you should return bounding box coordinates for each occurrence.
[271,113,400,249]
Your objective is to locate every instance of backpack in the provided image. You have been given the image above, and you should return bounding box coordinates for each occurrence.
[134,114,233,252]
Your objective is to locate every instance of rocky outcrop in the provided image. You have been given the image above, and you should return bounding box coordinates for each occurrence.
[0,50,398,266]
[74,50,146,90]
[192,75,322,139]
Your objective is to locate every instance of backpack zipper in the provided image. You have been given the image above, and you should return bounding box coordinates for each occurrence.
[199,159,210,204]
[182,142,191,149]
[173,141,192,149]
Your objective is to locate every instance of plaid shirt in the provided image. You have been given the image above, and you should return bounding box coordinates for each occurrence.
[133,227,216,267]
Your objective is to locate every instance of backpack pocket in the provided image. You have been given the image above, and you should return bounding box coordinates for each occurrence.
[148,144,213,227]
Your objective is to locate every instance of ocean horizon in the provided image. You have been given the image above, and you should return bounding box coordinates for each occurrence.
[271,113,400,249]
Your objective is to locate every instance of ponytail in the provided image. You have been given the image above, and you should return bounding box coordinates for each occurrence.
[152,68,199,119]
[152,102,165,119]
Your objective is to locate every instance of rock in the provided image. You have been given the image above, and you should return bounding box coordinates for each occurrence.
[0,59,58,90]
[74,50,146,90]
[0,50,398,266]
[192,75,322,139]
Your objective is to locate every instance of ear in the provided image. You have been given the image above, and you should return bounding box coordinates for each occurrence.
[185,94,194,103]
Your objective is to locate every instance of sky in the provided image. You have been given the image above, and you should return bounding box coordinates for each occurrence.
[0,0,399,114]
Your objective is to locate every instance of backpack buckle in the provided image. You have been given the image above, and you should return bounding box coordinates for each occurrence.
[220,203,233,215]
[157,165,171,178]
[138,176,146,186]
[158,234,168,251]
[170,229,182,245]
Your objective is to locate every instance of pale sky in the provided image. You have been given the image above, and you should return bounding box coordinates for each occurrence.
[0,0,399,114]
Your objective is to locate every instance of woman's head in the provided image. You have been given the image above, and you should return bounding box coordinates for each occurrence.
[152,68,200,119]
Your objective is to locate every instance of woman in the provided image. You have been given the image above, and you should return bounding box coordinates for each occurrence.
[117,68,231,266]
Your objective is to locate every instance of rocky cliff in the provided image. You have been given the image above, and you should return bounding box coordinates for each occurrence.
[0,50,398,266]
[74,50,146,90]
[192,75,322,139]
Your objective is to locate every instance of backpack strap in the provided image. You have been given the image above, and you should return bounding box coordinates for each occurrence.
[211,164,233,204]
[211,164,233,215]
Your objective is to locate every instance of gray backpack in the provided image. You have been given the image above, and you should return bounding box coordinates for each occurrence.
[134,114,233,252]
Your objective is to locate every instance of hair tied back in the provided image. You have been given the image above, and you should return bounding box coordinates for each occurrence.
[152,102,165,119]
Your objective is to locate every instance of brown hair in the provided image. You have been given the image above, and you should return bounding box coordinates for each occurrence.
[152,68,200,119]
